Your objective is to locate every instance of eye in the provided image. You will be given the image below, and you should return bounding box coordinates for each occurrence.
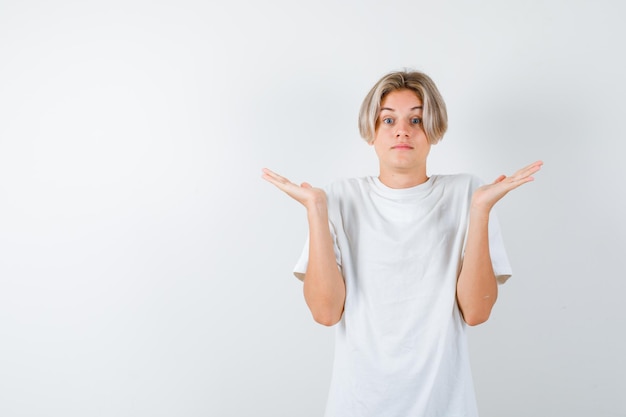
[382,117,393,125]
[411,117,422,125]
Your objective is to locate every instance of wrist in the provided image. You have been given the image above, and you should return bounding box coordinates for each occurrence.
[469,204,491,222]
[306,196,328,217]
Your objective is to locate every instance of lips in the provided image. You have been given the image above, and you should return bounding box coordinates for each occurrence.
[391,145,414,150]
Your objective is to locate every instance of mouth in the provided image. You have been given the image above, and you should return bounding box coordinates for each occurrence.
[391,145,414,150]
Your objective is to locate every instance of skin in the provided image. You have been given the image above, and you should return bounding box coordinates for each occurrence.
[262,88,543,326]
[371,89,431,188]
[261,169,345,326]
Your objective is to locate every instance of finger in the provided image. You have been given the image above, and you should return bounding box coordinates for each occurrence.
[261,167,286,182]
[514,160,543,178]
[504,162,542,186]
[493,174,506,184]
[505,163,542,190]
[261,168,293,187]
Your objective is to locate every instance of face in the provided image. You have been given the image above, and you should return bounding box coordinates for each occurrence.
[371,89,430,178]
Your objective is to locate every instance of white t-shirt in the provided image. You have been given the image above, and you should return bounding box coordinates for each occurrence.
[294,174,512,417]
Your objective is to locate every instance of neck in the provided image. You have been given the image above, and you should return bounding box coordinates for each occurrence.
[378,168,429,189]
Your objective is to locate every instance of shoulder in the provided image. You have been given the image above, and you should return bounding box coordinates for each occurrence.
[430,173,486,202]
[432,173,484,189]
[324,176,373,197]
[322,177,376,213]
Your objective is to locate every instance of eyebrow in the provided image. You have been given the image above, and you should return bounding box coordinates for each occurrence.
[380,106,423,112]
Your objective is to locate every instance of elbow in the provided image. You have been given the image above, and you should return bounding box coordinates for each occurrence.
[303,278,346,327]
[462,310,491,326]
[457,284,498,326]
[311,309,343,327]
[464,314,489,326]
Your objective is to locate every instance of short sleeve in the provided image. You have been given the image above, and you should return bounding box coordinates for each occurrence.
[488,211,513,284]
[293,220,342,281]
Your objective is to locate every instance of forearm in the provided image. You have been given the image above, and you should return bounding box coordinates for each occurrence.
[303,201,346,326]
[456,208,498,326]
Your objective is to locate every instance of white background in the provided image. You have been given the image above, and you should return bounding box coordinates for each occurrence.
[1,1,625,416]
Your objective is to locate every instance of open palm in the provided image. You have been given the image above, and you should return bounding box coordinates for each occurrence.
[261,168,327,209]
[472,160,543,211]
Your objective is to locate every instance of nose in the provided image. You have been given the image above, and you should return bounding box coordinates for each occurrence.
[395,120,410,138]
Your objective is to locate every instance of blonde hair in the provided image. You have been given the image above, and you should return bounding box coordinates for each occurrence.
[358,70,448,144]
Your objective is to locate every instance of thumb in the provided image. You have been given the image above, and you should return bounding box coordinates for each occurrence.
[493,174,506,184]
[301,182,312,189]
